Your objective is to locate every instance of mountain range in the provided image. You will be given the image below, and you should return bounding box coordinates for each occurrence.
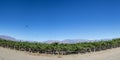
[0,35,16,41]
[0,35,110,44]
[43,39,93,44]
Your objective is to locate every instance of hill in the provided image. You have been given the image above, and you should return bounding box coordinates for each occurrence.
[0,35,16,41]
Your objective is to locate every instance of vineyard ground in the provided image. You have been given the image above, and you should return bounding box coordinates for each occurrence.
[0,47,120,60]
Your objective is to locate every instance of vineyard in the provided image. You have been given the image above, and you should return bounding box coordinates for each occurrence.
[0,38,120,55]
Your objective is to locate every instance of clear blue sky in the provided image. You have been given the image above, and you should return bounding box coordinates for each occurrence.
[0,0,120,41]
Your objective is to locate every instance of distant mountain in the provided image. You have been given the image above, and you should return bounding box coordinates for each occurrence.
[43,40,61,44]
[0,35,16,41]
[44,39,92,44]
[61,39,91,44]
[0,35,111,43]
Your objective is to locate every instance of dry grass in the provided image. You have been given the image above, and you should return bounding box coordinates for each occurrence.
[30,53,40,56]
[57,55,62,58]
[28,52,53,57]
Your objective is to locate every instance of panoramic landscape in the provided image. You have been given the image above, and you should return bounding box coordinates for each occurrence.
[1,35,120,60]
[1,0,120,60]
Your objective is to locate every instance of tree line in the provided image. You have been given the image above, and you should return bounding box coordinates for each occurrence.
[0,38,120,55]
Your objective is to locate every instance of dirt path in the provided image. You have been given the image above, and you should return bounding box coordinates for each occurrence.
[0,47,120,60]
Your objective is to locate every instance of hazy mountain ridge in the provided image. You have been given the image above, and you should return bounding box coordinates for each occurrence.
[0,35,111,44]
[0,35,16,41]
[44,39,112,44]
[44,39,94,44]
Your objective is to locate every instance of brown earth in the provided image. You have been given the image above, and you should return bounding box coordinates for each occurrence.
[0,47,120,60]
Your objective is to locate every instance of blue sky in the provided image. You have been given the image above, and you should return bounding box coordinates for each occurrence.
[0,0,120,41]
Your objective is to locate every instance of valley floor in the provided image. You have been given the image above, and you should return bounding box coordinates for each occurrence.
[0,47,120,60]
